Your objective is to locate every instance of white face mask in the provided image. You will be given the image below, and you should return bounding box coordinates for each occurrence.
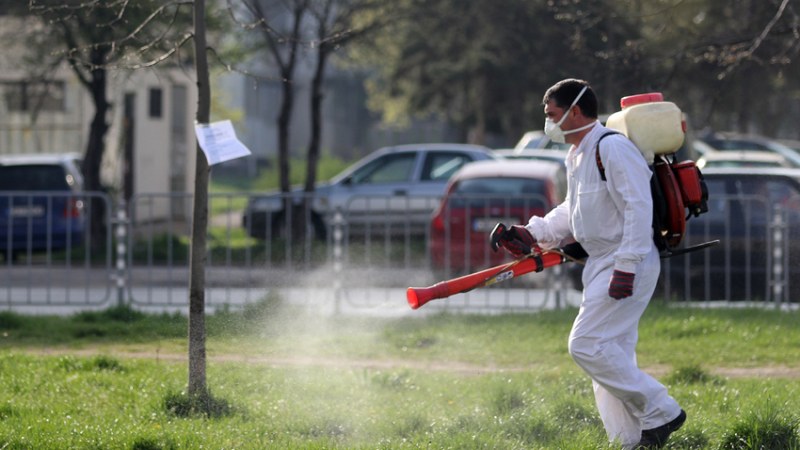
[544,86,594,144]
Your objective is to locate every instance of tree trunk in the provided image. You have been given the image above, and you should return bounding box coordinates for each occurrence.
[300,44,329,237]
[188,0,210,397]
[278,73,293,195]
[305,47,328,194]
[83,49,110,254]
[278,73,301,236]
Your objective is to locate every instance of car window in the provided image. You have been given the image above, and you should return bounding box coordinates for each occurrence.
[0,165,71,191]
[541,140,571,150]
[705,139,771,151]
[554,168,568,201]
[349,152,416,184]
[421,152,473,181]
[737,178,800,212]
[701,178,732,221]
[449,177,548,209]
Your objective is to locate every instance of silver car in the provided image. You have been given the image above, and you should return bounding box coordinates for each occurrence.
[242,143,497,239]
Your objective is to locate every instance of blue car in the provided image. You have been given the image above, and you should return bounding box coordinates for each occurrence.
[0,153,85,260]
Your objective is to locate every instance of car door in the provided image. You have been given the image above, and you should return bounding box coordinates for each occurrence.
[332,151,421,229]
[326,149,482,233]
[402,150,479,228]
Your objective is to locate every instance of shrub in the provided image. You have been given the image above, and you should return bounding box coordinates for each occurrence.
[720,406,800,449]
[163,390,236,419]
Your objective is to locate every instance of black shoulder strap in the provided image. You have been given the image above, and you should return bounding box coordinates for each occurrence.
[595,131,621,182]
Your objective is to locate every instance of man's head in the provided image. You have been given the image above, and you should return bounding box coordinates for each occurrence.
[542,79,598,119]
[542,79,598,145]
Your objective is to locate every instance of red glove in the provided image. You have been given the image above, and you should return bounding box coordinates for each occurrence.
[608,270,635,300]
[489,223,537,258]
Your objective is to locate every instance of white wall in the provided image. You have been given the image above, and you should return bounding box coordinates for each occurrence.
[0,61,199,223]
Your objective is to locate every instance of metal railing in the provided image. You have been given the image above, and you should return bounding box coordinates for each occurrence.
[1,191,796,313]
[1,191,113,310]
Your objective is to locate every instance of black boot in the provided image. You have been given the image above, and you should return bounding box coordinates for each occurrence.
[635,409,686,449]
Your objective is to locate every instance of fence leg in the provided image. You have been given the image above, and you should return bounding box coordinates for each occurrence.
[333,210,344,315]
[113,201,129,307]
[771,208,787,306]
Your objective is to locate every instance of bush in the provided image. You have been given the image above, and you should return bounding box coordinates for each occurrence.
[666,364,723,385]
[0,311,23,330]
[720,406,800,449]
[163,390,236,419]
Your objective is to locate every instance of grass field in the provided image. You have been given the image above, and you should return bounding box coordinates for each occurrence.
[1,301,799,449]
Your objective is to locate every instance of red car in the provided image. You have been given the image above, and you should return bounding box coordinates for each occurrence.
[429,159,566,273]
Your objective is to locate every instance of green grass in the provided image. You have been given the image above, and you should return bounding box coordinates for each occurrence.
[129,229,428,267]
[210,154,351,193]
[1,303,799,449]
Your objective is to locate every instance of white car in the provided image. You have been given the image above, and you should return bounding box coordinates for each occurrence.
[493,148,568,165]
[697,149,792,169]
[513,130,571,151]
[699,132,800,167]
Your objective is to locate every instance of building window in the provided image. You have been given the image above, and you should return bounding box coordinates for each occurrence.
[2,80,65,112]
[149,87,162,118]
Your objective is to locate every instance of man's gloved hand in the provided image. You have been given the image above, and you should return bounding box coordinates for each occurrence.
[608,270,635,300]
[489,223,536,258]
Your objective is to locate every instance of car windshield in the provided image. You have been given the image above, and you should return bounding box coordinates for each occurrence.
[0,165,71,191]
[421,152,473,181]
[349,153,416,184]
[448,177,548,209]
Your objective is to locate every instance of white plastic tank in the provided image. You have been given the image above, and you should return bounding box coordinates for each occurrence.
[605,92,685,164]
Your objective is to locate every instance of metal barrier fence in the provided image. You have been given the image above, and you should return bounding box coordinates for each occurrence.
[1,191,796,313]
[1,191,113,310]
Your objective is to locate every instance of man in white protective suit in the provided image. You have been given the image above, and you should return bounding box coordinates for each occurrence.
[490,79,686,449]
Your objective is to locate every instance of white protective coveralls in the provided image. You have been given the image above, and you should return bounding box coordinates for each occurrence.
[526,123,682,447]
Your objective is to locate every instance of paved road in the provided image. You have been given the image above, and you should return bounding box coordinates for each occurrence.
[1,265,581,316]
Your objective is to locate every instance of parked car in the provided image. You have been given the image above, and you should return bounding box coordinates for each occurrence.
[778,139,800,154]
[493,148,568,165]
[513,130,571,151]
[698,131,800,167]
[242,144,497,239]
[663,167,800,301]
[428,159,566,274]
[697,149,792,169]
[0,153,85,260]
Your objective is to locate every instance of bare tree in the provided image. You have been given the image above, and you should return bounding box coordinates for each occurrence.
[28,0,194,250]
[226,0,310,237]
[304,0,386,194]
[239,0,308,193]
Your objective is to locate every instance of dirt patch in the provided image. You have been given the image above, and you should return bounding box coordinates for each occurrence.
[29,348,800,378]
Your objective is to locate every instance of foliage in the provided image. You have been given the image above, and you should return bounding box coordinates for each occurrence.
[350,0,800,142]
[355,0,593,141]
[27,1,194,69]
[632,0,800,135]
